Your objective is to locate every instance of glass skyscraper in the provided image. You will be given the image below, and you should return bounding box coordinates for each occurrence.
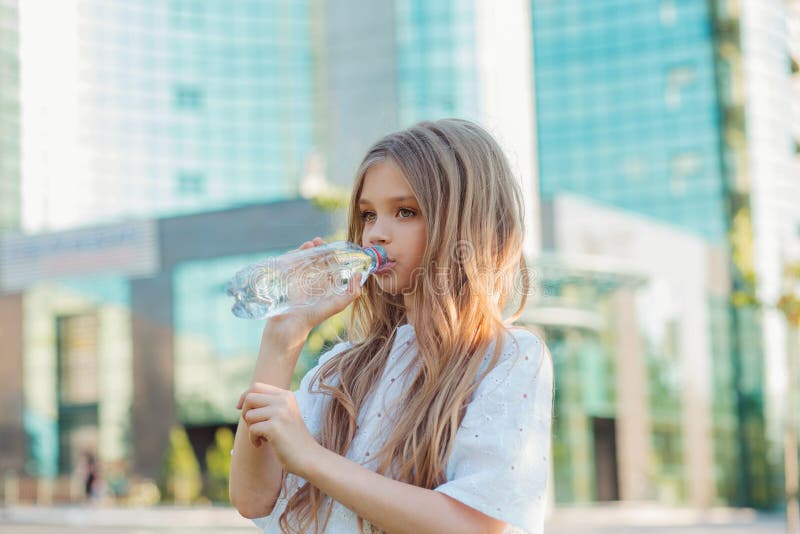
[20,0,315,232]
[395,0,480,125]
[531,0,796,508]
[532,0,726,242]
[18,0,483,227]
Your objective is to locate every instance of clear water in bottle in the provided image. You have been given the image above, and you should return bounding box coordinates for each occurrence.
[225,241,388,319]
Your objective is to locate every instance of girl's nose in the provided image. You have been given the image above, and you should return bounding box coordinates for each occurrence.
[367,232,389,246]
[365,221,390,246]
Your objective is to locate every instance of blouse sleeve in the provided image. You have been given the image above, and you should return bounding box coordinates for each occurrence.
[434,329,553,534]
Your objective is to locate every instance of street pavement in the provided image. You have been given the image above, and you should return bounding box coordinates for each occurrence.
[0,504,788,533]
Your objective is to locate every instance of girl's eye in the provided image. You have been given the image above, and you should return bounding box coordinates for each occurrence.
[398,208,416,218]
[360,211,376,222]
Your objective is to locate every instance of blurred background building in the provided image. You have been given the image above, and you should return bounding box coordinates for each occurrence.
[0,0,798,512]
[0,0,23,483]
[531,0,799,508]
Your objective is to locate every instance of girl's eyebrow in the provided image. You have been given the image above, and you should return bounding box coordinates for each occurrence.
[358,195,416,204]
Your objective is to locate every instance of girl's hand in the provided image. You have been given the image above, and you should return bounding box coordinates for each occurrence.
[237,383,322,478]
[272,236,363,332]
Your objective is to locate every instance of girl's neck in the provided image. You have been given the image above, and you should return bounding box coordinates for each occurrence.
[403,294,417,329]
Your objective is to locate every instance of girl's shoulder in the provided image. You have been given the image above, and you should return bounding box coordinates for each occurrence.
[492,326,547,366]
[503,325,544,347]
[475,326,551,390]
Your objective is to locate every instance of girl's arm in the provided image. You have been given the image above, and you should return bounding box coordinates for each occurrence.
[228,319,310,519]
[241,379,511,533]
[229,236,362,519]
[302,446,509,534]
[239,333,550,533]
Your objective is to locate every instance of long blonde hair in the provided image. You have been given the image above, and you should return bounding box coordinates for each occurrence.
[279,118,530,533]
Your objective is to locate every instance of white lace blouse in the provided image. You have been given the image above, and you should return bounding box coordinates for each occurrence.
[252,323,553,533]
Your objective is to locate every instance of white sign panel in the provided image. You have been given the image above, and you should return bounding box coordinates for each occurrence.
[0,220,159,292]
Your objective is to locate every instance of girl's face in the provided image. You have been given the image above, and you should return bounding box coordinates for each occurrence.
[358,159,427,297]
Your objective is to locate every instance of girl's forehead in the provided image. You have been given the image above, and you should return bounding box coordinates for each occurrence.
[359,160,416,202]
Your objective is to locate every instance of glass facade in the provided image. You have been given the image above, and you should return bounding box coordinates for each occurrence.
[548,327,617,502]
[532,0,776,508]
[0,0,20,233]
[532,0,727,242]
[23,0,315,231]
[534,265,615,503]
[395,0,480,126]
[173,253,275,426]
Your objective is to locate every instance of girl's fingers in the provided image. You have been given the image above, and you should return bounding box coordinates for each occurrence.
[351,273,362,296]
[249,382,285,396]
[347,273,361,296]
[250,429,266,447]
[327,273,361,316]
[244,406,275,424]
[236,390,248,410]
[239,391,278,412]
[298,237,325,251]
[249,421,272,447]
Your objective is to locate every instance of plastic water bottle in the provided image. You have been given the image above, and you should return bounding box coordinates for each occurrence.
[225,241,389,319]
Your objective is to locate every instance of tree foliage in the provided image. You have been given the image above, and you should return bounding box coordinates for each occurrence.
[158,426,202,504]
[205,426,234,503]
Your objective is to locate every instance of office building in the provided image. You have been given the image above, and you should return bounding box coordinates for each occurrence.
[531,0,800,507]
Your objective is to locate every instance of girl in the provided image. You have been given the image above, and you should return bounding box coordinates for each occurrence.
[229,119,553,533]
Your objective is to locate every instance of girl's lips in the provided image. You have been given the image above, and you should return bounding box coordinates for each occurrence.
[375,260,396,273]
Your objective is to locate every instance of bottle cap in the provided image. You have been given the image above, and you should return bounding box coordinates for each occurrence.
[363,245,388,271]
